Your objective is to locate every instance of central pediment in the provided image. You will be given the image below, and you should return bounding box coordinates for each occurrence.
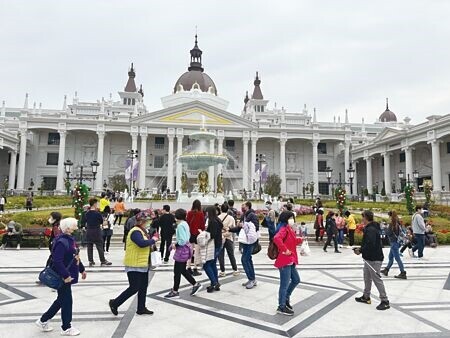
[158,107,233,125]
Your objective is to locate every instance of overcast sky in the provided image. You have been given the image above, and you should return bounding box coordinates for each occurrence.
[1,0,450,124]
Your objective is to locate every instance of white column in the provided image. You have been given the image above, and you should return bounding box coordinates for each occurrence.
[94,132,105,191]
[280,138,287,193]
[16,129,27,190]
[431,141,442,192]
[312,140,319,195]
[217,137,224,174]
[383,152,391,195]
[251,137,257,191]
[138,133,147,190]
[344,141,350,184]
[176,135,183,192]
[366,157,373,195]
[209,139,215,191]
[8,150,17,190]
[352,161,358,196]
[242,138,249,190]
[167,135,174,191]
[404,147,413,182]
[131,133,138,152]
[55,131,67,192]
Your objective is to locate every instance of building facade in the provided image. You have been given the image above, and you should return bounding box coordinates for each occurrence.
[1,36,450,197]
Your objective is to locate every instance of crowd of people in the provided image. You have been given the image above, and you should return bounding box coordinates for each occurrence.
[15,192,437,335]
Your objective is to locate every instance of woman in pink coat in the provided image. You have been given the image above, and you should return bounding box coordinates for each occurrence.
[273,211,303,316]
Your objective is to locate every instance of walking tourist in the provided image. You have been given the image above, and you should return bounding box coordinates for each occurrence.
[113,197,126,226]
[314,209,324,242]
[202,205,223,292]
[265,209,277,241]
[35,218,87,336]
[273,211,303,316]
[82,198,112,267]
[335,213,346,248]
[411,205,427,259]
[323,212,340,253]
[109,211,158,316]
[159,205,176,263]
[186,199,205,276]
[164,208,202,298]
[45,211,62,266]
[101,206,114,253]
[99,192,110,212]
[354,210,390,311]
[26,194,33,211]
[345,210,356,247]
[381,210,407,279]
[218,203,239,277]
[123,208,140,250]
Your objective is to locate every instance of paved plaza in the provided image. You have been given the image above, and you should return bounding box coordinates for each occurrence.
[0,241,449,338]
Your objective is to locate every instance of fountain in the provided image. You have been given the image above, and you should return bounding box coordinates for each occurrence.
[177,117,228,204]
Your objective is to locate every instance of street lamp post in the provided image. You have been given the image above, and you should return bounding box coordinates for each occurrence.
[64,159,99,193]
[325,167,333,196]
[256,153,266,200]
[413,169,419,191]
[347,163,355,195]
[127,149,138,202]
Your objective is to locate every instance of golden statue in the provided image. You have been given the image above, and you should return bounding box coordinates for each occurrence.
[181,172,188,193]
[217,173,224,193]
[198,171,209,194]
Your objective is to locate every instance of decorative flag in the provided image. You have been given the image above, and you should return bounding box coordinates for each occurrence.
[125,159,139,180]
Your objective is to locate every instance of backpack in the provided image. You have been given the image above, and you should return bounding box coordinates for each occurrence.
[267,228,288,260]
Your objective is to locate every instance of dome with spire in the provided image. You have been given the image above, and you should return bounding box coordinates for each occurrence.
[174,35,218,95]
[379,98,397,122]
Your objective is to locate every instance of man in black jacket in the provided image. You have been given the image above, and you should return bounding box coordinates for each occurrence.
[159,205,176,263]
[354,210,390,310]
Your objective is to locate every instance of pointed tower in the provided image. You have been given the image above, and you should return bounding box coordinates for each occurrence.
[246,72,269,118]
[118,63,143,107]
[379,97,397,122]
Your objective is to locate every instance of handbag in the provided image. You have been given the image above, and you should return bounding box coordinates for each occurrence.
[39,257,75,290]
[299,240,311,256]
[252,240,261,255]
[173,244,193,262]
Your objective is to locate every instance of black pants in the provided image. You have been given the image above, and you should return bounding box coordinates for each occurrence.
[2,234,22,246]
[315,229,323,241]
[0,204,4,212]
[113,271,149,312]
[160,236,172,262]
[400,242,412,253]
[114,215,123,225]
[323,234,338,251]
[173,261,196,291]
[87,240,106,263]
[41,283,72,331]
[103,234,112,252]
[219,239,238,272]
[348,229,355,246]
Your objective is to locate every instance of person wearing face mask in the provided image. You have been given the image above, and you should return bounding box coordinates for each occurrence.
[411,205,427,259]
[273,211,303,316]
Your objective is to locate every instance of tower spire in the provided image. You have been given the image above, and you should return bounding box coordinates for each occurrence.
[386,97,389,110]
[23,93,29,109]
[124,63,137,92]
[188,33,203,72]
[251,71,263,100]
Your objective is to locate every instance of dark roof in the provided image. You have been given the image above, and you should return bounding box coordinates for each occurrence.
[252,72,263,100]
[124,63,137,92]
[174,71,217,95]
[379,98,397,122]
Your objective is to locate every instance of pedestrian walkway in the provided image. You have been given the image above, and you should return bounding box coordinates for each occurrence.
[0,245,449,337]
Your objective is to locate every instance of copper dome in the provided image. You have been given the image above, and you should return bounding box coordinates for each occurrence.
[174,71,217,95]
[379,98,397,122]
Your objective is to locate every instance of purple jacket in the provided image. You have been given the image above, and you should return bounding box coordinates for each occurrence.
[52,234,85,284]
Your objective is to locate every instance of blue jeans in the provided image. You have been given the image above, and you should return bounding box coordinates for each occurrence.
[386,242,405,272]
[412,234,425,258]
[337,229,344,245]
[241,243,255,281]
[278,264,300,308]
[41,283,73,331]
[203,247,220,285]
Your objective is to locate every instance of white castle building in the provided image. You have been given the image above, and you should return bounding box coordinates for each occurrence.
[1,35,450,198]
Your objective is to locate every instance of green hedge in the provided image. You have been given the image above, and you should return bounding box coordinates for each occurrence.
[3,196,73,210]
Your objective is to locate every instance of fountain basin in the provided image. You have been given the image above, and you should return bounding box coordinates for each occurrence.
[178,153,228,170]
[189,130,217,141]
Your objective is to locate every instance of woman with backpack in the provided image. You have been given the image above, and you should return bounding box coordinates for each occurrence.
[164,208,202,298]
[323,211,340,253]
[381,210,407,279]
[273,211,303,316]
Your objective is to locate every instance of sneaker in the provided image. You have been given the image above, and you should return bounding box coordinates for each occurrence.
[35,319,53,332]
[277,306,294,316]
[232,270,240,276]
[394,271,407,279]
[242,280,251,287]
[380,268,389,277]
[164,290,180,299]
[136,308,154,315]
[192,269,202,276]
[323,248,327,252]
[334,250,341,253]
[285,300,293,311]
[109,299,118,316]
[376,301,390,311]
[355,296,371,304]
[219,271,226,277]
[89,262,95,267]
[214,283,221,291]
[16,244,20,250]
[190,283,202,296]
[60,327,80,336]
[206,285,215,293]
[163,260,169,264]
[246,280,257,289]
[105,251,109,255]
[101,261,112,266]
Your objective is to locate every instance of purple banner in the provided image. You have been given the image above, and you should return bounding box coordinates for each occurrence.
[255,163,268,183]
[125,159,139,180]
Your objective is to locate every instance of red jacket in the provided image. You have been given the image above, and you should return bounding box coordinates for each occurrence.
[273,225,303,269]
[186,210,205,236]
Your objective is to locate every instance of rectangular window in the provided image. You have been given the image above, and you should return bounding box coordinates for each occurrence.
[42,177,57,190]
[154,155,164,169]
[447,142,450,154]
[48,133,60,145]
[318,160,327,172]
[227,158,235,170]
[155,137,165,149]
[46,153,59,165]
[225,139,235,152]
[318,142,327,154]
[400,153,405,163]
[318,182,329,195]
